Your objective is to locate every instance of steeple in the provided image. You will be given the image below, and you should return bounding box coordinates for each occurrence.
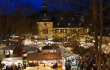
[38,0,51,21]
[42,1,47,11]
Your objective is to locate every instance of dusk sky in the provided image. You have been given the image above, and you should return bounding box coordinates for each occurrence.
[21,0,43,9]
[2,0,108,15]
[0,0,43,14]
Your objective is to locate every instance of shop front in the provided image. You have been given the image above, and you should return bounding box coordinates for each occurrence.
[26,52,62,70]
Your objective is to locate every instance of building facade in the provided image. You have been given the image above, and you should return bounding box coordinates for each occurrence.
[37,2,88,43]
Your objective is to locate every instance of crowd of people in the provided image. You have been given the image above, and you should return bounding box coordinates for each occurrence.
[78,51,110,70]
[2,64,22,70]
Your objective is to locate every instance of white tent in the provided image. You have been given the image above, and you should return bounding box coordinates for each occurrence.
[1,57,22,65]
[102,45,110,53]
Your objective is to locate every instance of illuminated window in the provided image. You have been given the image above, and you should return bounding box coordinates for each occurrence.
[67,37,70,42]
[64,29,67,33]
[57,23,59,25]
[43,37,48,40]
[55,29,58,33]
[72,18,74,20]
[79,29,84,34]
[58,29,62,33]
[64,38,67,41]
[44,13,46,16]
[44,22,47,26]
[68,23,70,26]
[70,29,74,33]
[53,29,57,33]
[43,29,48,34]
[61,17,63,20]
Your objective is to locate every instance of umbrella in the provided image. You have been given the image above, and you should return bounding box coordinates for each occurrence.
[22,46,38,51]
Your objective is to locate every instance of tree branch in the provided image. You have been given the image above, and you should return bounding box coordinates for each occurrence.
[103,4,110,11]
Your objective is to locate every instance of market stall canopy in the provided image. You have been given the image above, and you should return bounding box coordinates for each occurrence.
[0,45,16,50]
[27,52,62,61]
[22,46,38,51]
[1,57,22,63]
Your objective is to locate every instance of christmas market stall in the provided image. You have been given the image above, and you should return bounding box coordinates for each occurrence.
[1,57,22,70]
[26,52,62,70]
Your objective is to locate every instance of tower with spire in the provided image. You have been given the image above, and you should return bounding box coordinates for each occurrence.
[42,1,47,12]
[37,0,53,41]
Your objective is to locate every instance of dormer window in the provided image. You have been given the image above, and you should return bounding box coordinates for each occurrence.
[90,23,92,25]
[72,18,74,20]
[81,16,84,22]
[79,23,81,25]
[61,17,63,20]
[57,23,59,25]
[68,23,70,26]
[44,13,46,16]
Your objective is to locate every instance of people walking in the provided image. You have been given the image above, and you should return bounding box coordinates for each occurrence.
[65,62,71,70]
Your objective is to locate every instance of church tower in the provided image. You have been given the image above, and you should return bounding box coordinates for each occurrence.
[37,1,53,41]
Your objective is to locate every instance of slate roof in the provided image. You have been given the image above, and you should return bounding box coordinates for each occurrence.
[37,2,85,28]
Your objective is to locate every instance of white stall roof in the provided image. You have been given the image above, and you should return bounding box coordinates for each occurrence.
[1,57,22,64]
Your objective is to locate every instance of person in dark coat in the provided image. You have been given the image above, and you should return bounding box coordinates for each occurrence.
[80,62,83,70]
[92,64,97,70]
[17,64,21,70]
[6,65,12,70]
[65,62,71,70]
[53,62,58,70]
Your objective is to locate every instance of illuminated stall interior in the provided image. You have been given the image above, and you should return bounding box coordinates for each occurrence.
[26,52,62,70]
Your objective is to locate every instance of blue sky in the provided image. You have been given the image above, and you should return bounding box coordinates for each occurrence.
[0,0,43,14]
[20,0,43,9]
[0,0,90,14]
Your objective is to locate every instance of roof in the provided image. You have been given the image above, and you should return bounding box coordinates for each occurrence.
[37,2,85,28]
[1,57,22,63]
[0,45,16,50]
[38,12,52,22]
[53,16,84,28]
[27,52,62,61]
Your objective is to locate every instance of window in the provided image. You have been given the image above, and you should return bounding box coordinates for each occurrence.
[55,29,58,33]
[61,17,63,20]
[68,23,70,26]
[57,23,59,25]
[53,29,56,33]
[42,37,48,40]
[44,22,47,26]
[44,13,46,16]
[70,29,74,33]
[43,29,48,34]
[79,29,84,34]
[58,29,62,33]
[64,29,67,33]
[72,18,74,20]
[64,38,67,41]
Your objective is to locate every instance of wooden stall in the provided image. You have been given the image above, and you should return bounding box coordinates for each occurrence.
[26,52,62,70]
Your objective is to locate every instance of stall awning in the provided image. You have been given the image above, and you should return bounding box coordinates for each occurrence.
[1,57,22,63]
[27,52,62,61]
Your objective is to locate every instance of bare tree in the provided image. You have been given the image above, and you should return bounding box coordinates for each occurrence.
[86,0,110,70]
[0,0,37,45]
